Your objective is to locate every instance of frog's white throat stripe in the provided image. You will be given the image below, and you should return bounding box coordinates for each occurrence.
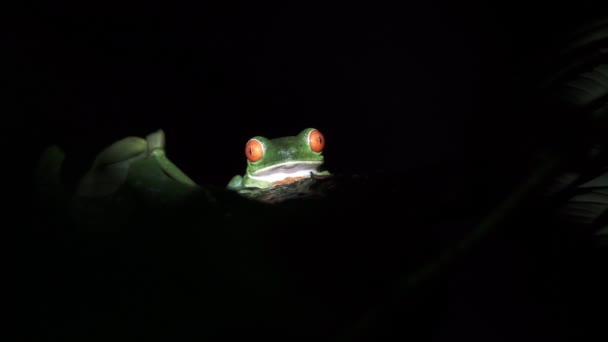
[249,161,323,183]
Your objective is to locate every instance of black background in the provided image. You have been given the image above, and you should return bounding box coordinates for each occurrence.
[12,1,608,341]
[16,1,606,187]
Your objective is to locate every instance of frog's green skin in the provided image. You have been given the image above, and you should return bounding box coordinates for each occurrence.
[34,128,331,231]
[227,128,331,191]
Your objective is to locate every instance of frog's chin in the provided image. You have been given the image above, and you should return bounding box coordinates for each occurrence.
[248,161,323,184]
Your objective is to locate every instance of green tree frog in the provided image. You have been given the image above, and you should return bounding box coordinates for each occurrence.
[227,128,331,190]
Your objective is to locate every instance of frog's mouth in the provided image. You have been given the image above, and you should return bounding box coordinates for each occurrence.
[249,161,323,185]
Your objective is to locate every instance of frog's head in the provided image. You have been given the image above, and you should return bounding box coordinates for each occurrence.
[243,128,328,186]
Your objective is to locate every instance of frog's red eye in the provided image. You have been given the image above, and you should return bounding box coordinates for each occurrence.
[308,129,325,152]
[245,139,264,162]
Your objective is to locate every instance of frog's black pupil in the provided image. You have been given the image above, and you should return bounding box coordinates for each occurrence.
[248,147,252,155]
